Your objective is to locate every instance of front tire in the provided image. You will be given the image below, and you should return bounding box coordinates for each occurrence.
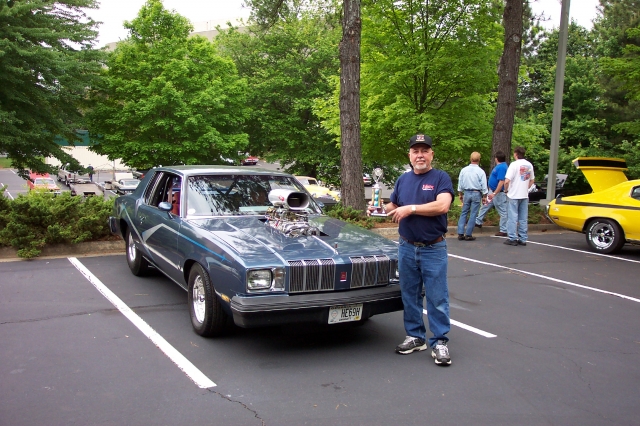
[188,264,229,337]
[586,219,625,254]
[126,228,151,276]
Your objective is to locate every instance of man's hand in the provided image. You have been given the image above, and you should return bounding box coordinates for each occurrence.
[388,205,413,223]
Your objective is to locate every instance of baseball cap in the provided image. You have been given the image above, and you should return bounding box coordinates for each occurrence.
[409,134,433,148]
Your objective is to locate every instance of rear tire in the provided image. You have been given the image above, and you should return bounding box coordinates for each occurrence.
[586,219,625,254]
[188,263,229,337]
[126,228,151,276]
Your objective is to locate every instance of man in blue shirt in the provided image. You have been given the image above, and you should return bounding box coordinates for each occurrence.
[383,133,454,366]
[456,152,488,240]
[475,151,508,236]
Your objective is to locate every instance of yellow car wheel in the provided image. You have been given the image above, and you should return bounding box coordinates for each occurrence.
[586,219,625,254]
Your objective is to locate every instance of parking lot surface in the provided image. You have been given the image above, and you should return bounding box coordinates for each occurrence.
[1,232,639,425]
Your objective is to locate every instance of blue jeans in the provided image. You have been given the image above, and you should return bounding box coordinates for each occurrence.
[507,197,529,242]
[398,238,450,348]
[476,192,507,233]
[457,191,481,236]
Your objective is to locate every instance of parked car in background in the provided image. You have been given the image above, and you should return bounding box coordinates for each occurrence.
[363,173,373,186]
[132,168,151,180]
[112,178,141,195]
[241,154,259,166]
[109,166,402,337]
[27,172,61,195]
[57,164,90,185]
[546,157,640,253]
[528,174,568,204]
[295,176,341,202]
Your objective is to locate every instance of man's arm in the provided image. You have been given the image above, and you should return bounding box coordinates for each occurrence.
[387,192,453,223]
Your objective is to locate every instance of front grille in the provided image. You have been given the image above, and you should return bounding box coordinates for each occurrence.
[288,259,336,293]
[350,255,391,288]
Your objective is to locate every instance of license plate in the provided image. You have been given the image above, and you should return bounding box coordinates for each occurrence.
[328,304,363,324]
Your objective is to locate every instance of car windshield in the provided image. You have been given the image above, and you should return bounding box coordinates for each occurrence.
[121,180,139,186]
[35,178,55,185]
[186,174,322,217]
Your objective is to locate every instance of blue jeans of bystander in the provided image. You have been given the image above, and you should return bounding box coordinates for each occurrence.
[398,238,450,348]
[457,191,481,236]
[476,192,508,233]
[507,197,529,242]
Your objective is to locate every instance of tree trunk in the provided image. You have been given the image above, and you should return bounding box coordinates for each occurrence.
[492,0,524,163]
[339,0,365,211]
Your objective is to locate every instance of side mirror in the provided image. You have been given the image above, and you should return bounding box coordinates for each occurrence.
[158,201,172,212]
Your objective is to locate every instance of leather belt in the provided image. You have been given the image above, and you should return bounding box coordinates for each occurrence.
[400,235,444,247]
[463,189,481,192]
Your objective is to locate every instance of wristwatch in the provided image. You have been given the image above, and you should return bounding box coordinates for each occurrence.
[411,205,417,214]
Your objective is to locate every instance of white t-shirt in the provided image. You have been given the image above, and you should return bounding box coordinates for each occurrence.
[505,158,535,199]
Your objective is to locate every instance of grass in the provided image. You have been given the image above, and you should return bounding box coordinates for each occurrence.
[0,157,13,168]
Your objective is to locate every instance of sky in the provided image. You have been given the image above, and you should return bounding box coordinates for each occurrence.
[529,0,600,29]
[87,0,251,47]
[88,0,600,48]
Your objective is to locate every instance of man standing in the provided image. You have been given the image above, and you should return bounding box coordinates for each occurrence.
[475,151,508,236]
[503,146,535,246]
[382,134,454,366]
[456,152,487,241]
[87,164,94,182]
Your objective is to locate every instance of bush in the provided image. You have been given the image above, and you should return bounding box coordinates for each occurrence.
[324,203,377,229]
[0,190,114,258]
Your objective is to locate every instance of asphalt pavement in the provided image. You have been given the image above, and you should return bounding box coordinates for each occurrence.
[1,232,639,425]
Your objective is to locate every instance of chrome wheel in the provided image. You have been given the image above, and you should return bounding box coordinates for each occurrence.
[590,222,615,250]
[192,274,206,324]
[128,232,137,261]
[188,263,230,337]
[586,219,625,254]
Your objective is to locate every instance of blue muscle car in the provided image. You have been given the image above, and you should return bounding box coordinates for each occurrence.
[109,166,403,337]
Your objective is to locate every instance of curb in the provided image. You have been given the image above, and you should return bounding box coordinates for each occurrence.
[371,224,563,240]
[0,239,124,262]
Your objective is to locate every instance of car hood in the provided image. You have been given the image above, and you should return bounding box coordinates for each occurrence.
[187,215,397,263]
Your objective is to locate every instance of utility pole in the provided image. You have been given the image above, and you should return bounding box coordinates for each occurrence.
[544,0,570,204]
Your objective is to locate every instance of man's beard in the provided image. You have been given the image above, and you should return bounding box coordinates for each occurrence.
[413,162,429,171]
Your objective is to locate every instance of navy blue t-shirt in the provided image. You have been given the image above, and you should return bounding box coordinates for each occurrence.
[390,169,454,242]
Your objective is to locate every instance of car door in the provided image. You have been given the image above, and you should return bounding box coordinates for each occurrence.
[135,172,184,283]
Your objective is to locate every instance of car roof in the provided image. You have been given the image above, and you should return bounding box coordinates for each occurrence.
[154,165,291,178]
[30,172,50,178]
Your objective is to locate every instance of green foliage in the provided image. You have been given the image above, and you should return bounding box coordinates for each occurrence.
[0,0,105,176]
[214,6,342,185]
[324,203,376,229]
[0,192,114,258]
[354,0,504,170]
[86,0,249,169]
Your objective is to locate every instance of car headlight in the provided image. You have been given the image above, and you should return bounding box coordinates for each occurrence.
[247,268,285,292]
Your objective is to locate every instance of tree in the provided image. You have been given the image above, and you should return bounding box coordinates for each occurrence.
[214,8,342,184]
[86,0,249,168]
[0,0,104,175]
[245,0,365,210]
[356,0,503,177]
[491,0,523,160]
[339,0,364,210]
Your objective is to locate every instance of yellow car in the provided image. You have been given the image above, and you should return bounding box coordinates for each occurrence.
[546,157,640,254]
[295,176,341,202]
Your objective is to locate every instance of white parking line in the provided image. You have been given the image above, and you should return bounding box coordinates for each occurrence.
[422,309,497,338]
[68,257,216,389]
[449,253,640,303]
[493,237,640,264]
[0,183,13,199]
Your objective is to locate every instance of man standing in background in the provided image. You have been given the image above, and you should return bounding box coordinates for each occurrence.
[456,152,487,241]
[475,151,508,236]
[503,146,535,246]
